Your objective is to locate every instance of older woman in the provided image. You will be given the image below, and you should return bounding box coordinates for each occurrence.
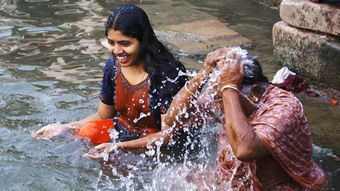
[213,50,328,190]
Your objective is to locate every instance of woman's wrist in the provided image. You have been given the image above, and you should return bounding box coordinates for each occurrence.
[67,121,81,130]
[197,68,211,80]
[185,77,202,97]
[116,142,124,149]
[193,69,209,84]
[220,84,240,94]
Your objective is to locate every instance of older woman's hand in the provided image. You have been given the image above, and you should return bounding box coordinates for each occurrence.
[199,47,230,77]
[217,51,246,88]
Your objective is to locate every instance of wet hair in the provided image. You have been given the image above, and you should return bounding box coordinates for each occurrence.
[241,57,268,85]
[105,4,186,83]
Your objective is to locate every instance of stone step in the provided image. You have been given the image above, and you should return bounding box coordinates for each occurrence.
[280,0,340,36]
[273,21,340,90]
[156,19,252,55]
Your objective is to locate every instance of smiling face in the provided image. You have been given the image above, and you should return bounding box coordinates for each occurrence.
[107,29,142,67]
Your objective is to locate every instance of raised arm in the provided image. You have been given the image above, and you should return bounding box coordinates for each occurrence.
[114,71,209,150]
[218,52,267,162]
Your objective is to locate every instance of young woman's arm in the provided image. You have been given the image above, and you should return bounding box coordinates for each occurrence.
[85,48,230,157]
[31,101,116,139]
[74,101,116,127]
[32,56,117,140]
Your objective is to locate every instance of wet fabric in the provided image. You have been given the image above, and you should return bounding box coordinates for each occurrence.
[217,85,328,190]
[251,85,327,190]
[272,67,318,97]
[75,119,157,145]
[100,56,187,131]
[274,74,318,97]
[217,131,261,191]
[113,65,157,132]
[76,119,114,144]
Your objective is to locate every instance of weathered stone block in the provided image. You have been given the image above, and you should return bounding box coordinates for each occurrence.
[155,20,251,55]
[273,21,340,90]
[280,0,340,36]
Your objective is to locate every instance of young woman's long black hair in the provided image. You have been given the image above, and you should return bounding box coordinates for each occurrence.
[105,4,186,85]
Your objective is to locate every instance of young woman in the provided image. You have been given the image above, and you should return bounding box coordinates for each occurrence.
[32,4,187,145]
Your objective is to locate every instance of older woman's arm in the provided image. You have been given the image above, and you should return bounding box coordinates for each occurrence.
[221,89,268,161]
[218,52,268,162]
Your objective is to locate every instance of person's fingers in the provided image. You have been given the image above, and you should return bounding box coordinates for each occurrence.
[233,54,241,65]
[217,59,226,70]
[217,47,230,55]
[34,128,44,135]
[36,131,52,140]
[228,51,236,59]
[94,144,105,150]
[31,131,37,138]
[39,136,51,140]
[83,153,102,160]
[213,55,225,65]
[240,61,247,75]
[216,55,225,60]
[31,128,45,138]
[94,143,112,151]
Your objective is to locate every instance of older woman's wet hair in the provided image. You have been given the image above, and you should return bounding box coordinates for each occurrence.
[241,57,268,85]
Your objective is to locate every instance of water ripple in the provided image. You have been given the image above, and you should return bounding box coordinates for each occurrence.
[18,26,63,34]
[54,9,85,16]
[0,26,13,38]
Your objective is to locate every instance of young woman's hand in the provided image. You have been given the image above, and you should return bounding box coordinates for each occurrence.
[31,124,70,140]
[199,47,230,77]
[217,51,245,87]
[83,142,116,160]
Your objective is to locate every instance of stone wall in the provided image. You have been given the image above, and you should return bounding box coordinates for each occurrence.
[273,0,340,97]
[280,0,340,36]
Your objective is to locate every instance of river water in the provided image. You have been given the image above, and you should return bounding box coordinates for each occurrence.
[0,0,338,190]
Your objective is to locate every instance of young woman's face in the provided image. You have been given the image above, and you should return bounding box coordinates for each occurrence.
[107,29,141,67]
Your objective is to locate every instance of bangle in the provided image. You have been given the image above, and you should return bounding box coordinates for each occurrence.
[220,84,239,94]
[184,81,196,97]
[116,142,124,149]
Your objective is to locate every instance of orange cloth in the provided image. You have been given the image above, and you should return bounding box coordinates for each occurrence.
[113,66,157,131]
[75,119,158,145]
[75,120,114,145]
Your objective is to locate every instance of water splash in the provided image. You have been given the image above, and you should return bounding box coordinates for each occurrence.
[132,112,151,123]
[100,47,257,190]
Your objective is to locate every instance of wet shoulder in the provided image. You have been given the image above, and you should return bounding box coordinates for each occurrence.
[262,84,302,110]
